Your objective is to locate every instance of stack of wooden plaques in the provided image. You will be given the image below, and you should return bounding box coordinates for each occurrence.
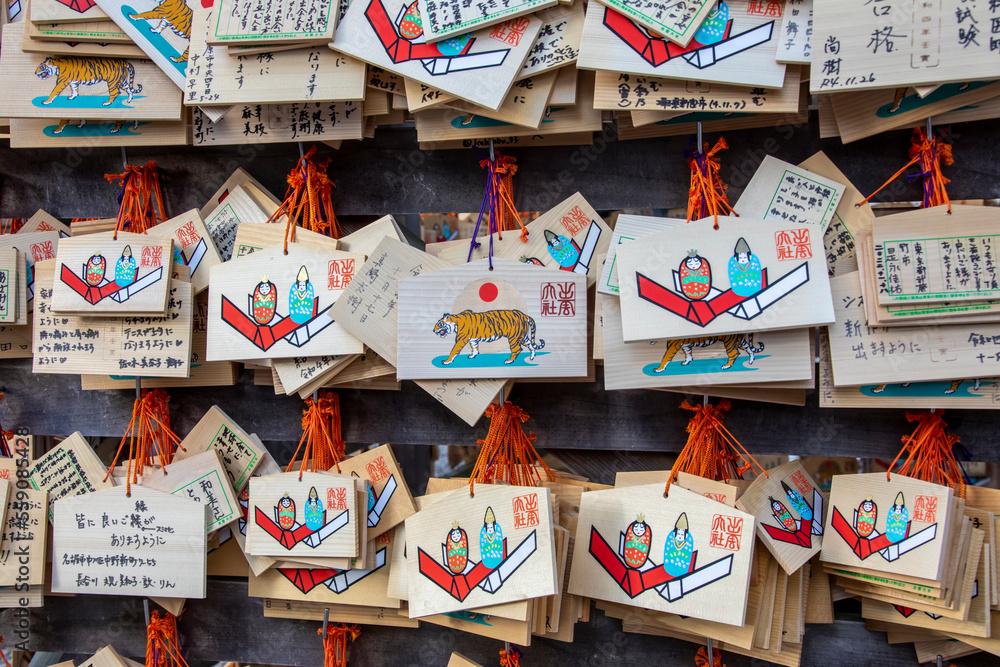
[566,465,829,667]
[819,473,997,660]
[822,204,1000,410]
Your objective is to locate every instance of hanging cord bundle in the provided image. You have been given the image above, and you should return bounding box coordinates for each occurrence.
[0,393,13,458]
[467,149,528,264]
[0,219,24,235]
[499,644,522,667]
[469,401,554,495]
[145,610,188,667]
[857,126,953,212]
[695,646,725,667]
[664,399,768,496]
[105,161,166,239]
[286,390,344,478]
[887,410,967,498]
[685,137,735,229]
[266,146,342,252]
[317,624,360,667]
[103,389,183,495]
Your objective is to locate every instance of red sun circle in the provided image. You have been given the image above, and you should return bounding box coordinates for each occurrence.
[479,282,498,302]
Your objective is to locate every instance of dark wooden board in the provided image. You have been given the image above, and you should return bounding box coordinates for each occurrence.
[2,115,999,217]
[3,579,995,666]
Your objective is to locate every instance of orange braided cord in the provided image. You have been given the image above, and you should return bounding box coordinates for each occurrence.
[888,410,965,498]
[0,219,24,235]
[268,146,343,252]
[857,127,953,211]
[469,401,554,495]
[286,390,344,478]
[105,161,166,239]
[480,153,528,242]
[145,610,188,667]
[104,389,182,494]
[686,138,735,229]
[695,646,725,667]
[318,624,360,667]
[665,399,767,496]
[499,645,522,667]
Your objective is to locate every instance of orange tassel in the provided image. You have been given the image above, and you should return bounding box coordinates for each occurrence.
[695,646,725,667]
[0,219,24,235]
[857,127,953,211]
[105,161,166,239]
[318,624,359,667]
[267,146,342,252]
[479,153,528,241]
[469,401,554,495]
[686,138,735,229]
[499,645,522,667]
[888,410,965,498]
[145,610,187,667]
[665,400,767,496]
[103,389,183,494]
[286,390,344,478]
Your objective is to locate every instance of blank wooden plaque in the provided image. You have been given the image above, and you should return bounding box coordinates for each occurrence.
[616,216,835,341]
[396,257,587,380]
[52,485,208,598]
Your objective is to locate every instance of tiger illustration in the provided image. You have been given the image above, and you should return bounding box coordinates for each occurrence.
[53,119,139,134]
[653,334,764,373]
[128,0,193,63]
[35,57,142,106]
[871,379,981,395]
[433,310,545,365]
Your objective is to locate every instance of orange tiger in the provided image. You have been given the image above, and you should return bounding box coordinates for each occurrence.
[35,57,142,106]
[434,310,545,365]
[129,0,193,63]
[653,334,763,373]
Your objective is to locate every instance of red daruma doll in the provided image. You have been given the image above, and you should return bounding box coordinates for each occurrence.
[679,250,711,300]
[446,521,469,573]
[85,254,106,285]
[623,514,652,569]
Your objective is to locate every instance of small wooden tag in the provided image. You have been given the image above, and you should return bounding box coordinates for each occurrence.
[138,450,240,533]
[172,406,265,494]
[52,485,208,598]
[28,432,113,520]
[737,460,826,575]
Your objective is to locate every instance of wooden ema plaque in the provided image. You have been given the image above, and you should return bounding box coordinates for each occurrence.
[137,450,240,533]
[592,0,714,47]
[249,528,398,607]
[206,244,365,362]
[577,0,786,88]
[737,460,826,575]
[331,0,542,111]
[93,0,195,89]
[172,405,264,494]
[0,486,47,587]
[872,205,1000,306]
[335,445,416,540]
[414,0,555,43]
[51,485,208,598]
[29,0,109,23]
[616,216,835,342]
[246,471,359,559]
[0,22,183,121]
[568,483,755,626]
[209,0,337,44]
[396,257,587,380]
[811,0,1000,93]
[0,249,17,323]
[404,483,557,618]
[601,293,813,390]
[145,209,221,296]
[733,155,846,229]
[0,230,59,311]
[821,473,954,582]
[597,214,685,296]
[50,231,172,316]
[28,432,114,521]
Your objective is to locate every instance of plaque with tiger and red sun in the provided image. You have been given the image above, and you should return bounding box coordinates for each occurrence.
[395,258,587,380]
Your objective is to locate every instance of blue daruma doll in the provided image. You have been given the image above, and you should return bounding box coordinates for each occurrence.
[288,265,315,324]
[728,237,762,296]
[304,486,324,531]
[114,245,136,287]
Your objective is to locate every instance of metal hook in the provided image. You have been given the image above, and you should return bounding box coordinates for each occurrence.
[697,121,703,151]
[489,138,495,162]
[706,637,713,660]
[298,142,305,160]
[322,607,330,638]
[135,377,141,401]
[936,655,943,667]
[121,147,128,169]
[926,116,933,137]
[143,599,150,627]
[703,395,709,406]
